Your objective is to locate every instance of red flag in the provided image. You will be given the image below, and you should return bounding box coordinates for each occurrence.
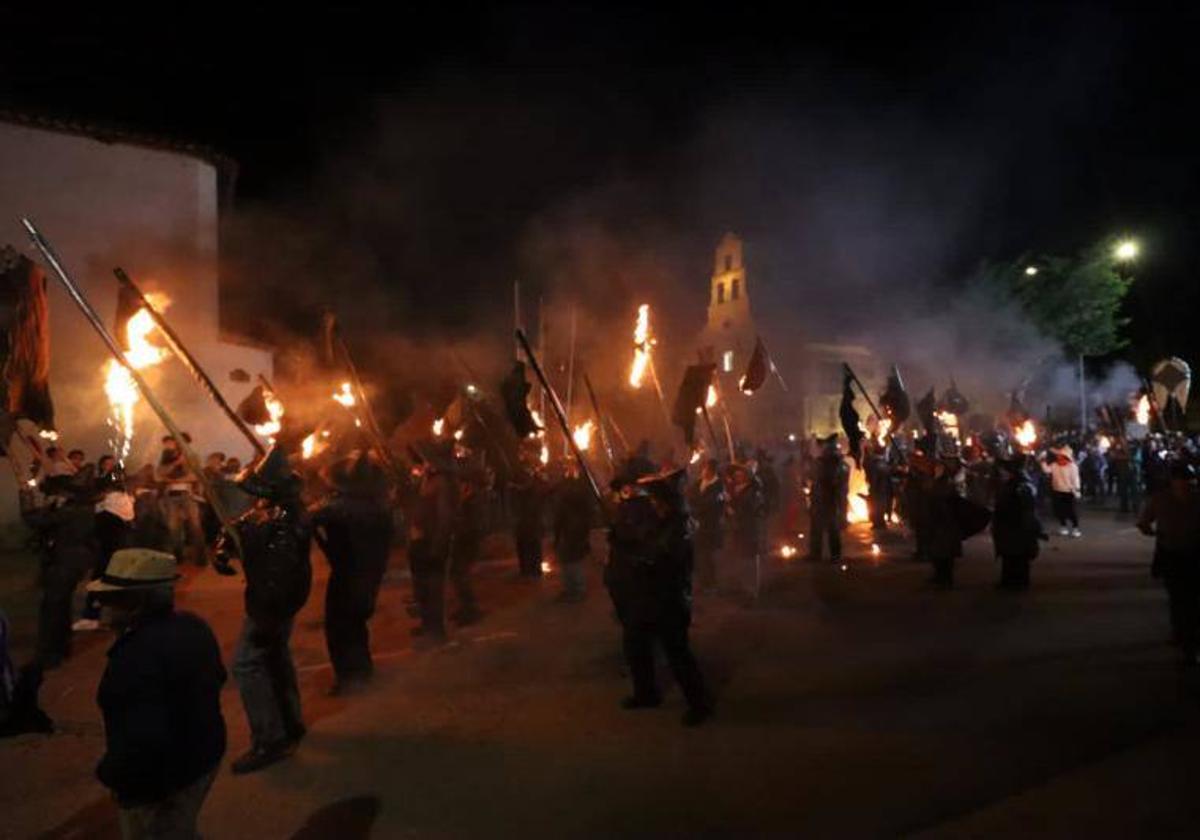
[0,247,54,430]
[739,336,770,394]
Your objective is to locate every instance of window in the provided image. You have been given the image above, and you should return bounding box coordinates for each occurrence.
[722,350,734,372]
[724,254,732,271]
[716,282,725,304]
[732,278,740,300]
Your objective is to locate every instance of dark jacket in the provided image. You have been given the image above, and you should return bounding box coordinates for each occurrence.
[24,501,97,574]
[606,494,693,626]
[728,478,766,554]
[311,494,393,578]
[926,476,964,560]
[992,476,1044,559]
[409,471,458,560]
[1138,486,1200,555]
[97,609,226,806]
[226,501,313,621]
[690,476,726,550]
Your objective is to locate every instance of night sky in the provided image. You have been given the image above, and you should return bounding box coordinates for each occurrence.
[2,3,1198,371]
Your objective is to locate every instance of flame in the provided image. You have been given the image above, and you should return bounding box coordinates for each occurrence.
[628,304,653,388]
[689,448,703,465]
[706,384,718,408]
[333,381,356,407]
[1097,434,1112,454]
[103,293,171,460]
[432,418,445,437]
[541,560,552,574]
[780,544,798,559]
[572,419,595,451]
[252,389,285,440]
[1136,394,1151,425]
[871,543,881,557]
[453,428,465,442]
[300,431,331,461]
[875,417,892,445]
[1014,419,1037,448]
[846,460,870,524]
[934,410,960,441]
[540,443,550,465]
[38,430,58,442]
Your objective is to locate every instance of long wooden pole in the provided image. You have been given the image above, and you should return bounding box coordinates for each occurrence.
[114,268,265,457]
[583,372,616,470]
[563,305,577,458]
[516,329,602,505]
[24,219,242,555]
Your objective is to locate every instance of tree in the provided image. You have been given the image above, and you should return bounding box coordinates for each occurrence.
[1003,241,1134,357]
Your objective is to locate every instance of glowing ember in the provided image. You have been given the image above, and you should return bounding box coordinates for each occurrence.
[541,560,552,574]
[103,293,171,460]
[780,544,798,559]
[38,430,58,442]
[689,449,703,465]
[1014,420,1037,448]
[871,543,881,557]
[540,443,550,465]
[572,419,595,451]
[301,431,329,460]
[252,389,285,440]
[628,304,653,388]
[706,384,718,408]
[934,410,961,441]
[453,428,465,442]
[1135,394,1151,426]
[432,418,445,437]
[333,382,356,407]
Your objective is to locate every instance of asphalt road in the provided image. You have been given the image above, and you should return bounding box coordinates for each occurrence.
[3,507,1200,838]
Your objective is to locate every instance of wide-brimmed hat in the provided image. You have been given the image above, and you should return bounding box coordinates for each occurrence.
[87,548,179,592]
[237,446,302,499]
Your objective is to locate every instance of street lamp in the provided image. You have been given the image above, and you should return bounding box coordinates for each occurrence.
[1114,239,1139,261]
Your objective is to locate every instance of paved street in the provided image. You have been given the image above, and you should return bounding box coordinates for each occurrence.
[4,508,1200,838]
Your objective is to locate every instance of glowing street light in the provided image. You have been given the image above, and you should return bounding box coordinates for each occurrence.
[1114,239,1139,261]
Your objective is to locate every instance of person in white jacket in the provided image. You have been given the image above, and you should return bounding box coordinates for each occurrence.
[1043,447,1082,537]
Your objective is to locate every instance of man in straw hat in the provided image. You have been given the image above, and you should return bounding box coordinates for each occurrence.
[90,548,226,839]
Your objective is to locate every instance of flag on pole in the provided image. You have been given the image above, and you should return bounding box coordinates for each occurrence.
[0,246,54,431]
[500,362,540,438]
[839,370,864,468]
[672,363,716,447]
[879,365,911,424]
[916,387,938,434]
[739,336,771,395]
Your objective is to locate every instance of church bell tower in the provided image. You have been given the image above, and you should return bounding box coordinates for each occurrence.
[704,232,755,375]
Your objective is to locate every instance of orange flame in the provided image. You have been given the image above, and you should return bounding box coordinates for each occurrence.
[934,410,960,441]
[253,389,285,440]
[1014,420,1037,448]
[103,293,171,460]
[1136,394,1151,425]
[628,304,653,388]
[706,384,718,408]
[846,459,870,524]
[333,382,356,407]
[572,419,595,451]
[432,418,445,437]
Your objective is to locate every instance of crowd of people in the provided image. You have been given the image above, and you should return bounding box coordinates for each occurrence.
[4,411,1200,838]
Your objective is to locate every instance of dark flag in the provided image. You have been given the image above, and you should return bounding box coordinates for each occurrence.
[916,387,937,434]
[739,336,770,395]
[237,384,272,426]
[500,362,540,438]
[879,365,911,424]
[0,247,55,431]
[672,363,716,447]
[1006,391,1030,426]
[113,280,141,350]
[939,380,970,416]
[839,370,864,468]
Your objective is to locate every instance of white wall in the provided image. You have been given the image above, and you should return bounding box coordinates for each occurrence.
[0,121,272,525]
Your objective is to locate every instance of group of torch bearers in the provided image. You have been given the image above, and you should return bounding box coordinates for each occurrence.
[9,222,1200,835]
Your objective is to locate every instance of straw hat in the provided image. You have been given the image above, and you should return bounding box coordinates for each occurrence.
[87,548,180,592]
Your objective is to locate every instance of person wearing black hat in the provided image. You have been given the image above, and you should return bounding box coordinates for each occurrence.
[1138,459,1200,666]
[992,456,1046,590]
[90,549,226,838]
[407,440,459,641]
[806,436,848,564]
[689,458,727,593]
[310,451,394,694]
[509,443,549,578]
[21,473,99,668]
[449,464,489,623]
[214,447,312,774]
[727,462,766,600]
[606,469,713,727]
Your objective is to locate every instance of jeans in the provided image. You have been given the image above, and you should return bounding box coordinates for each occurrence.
[233,615,303,748]
[162,494,206,565]
[1051,491,1079,528]
[117,767,216,840]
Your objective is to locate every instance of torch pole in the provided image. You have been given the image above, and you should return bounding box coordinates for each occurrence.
[700,405,721,458]
[646,357,672,429]
[23,219,242,556]
[114,268,266,457]
[517,329,602,505]
[563,305,577,458]
[582,373,615,470]
[333,331,404,481]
